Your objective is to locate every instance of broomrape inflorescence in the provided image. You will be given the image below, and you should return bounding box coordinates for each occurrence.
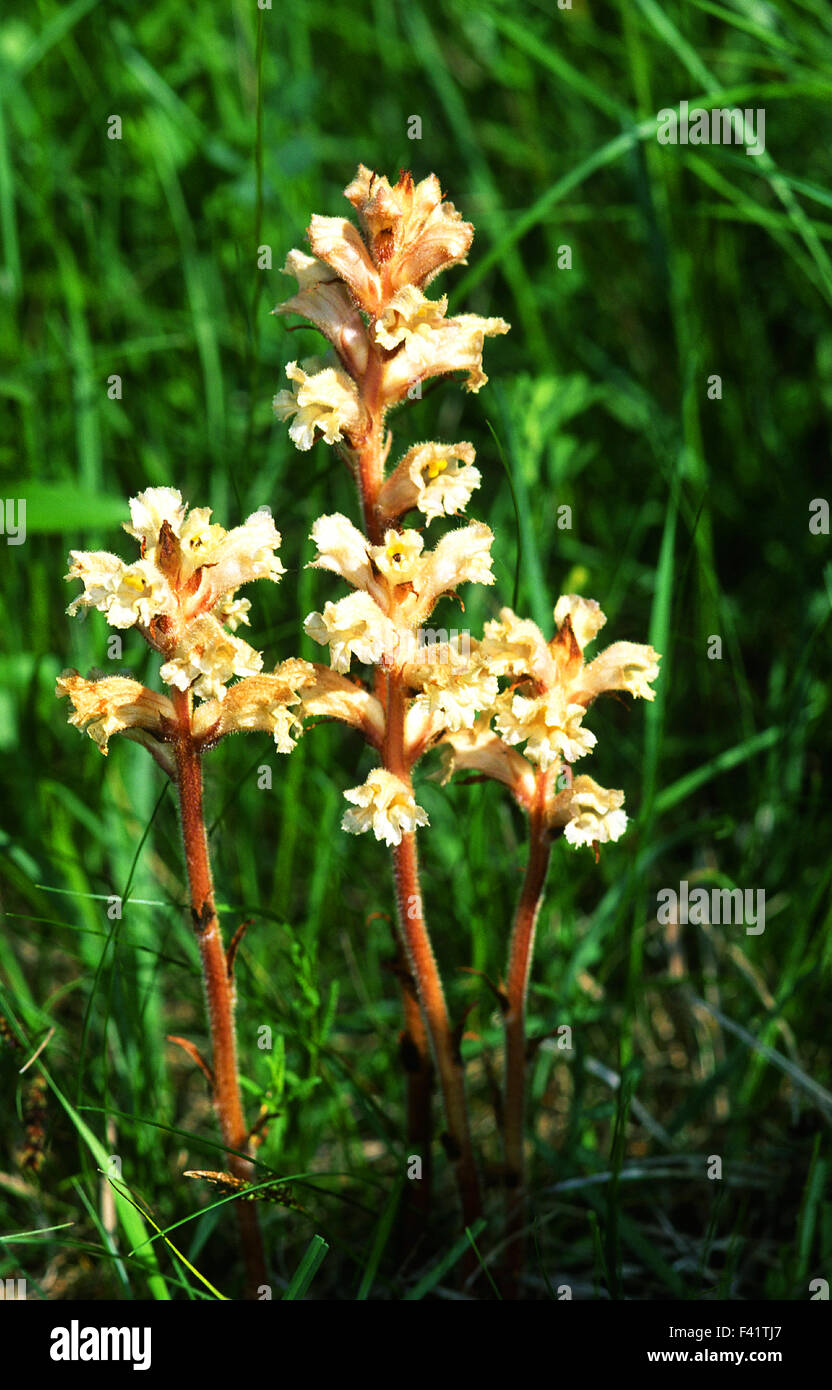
[274,165,661,1277]
[274,165,509,1226]
[57,488,315,1297]
[55,164,662,1298]
[442,595,660,1282]
[445,593,660,844]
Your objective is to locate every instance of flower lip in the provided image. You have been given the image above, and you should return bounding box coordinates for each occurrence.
[549,775,628,849]
[56,671,175,755]
[341,767,429,846]
[304,590,399,673]
[274,358,367,453]
[378,440,481,526]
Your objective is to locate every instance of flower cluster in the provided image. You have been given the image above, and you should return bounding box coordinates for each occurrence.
[271,167,661,855]
[297,510,500,843]
[52,167,665,1266]
[273,166,510,847]
[441,596,660,850]
[58,488,312,760]
[272,167,507,515]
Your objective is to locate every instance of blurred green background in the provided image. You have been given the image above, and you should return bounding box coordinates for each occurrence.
[1,0,830,1300]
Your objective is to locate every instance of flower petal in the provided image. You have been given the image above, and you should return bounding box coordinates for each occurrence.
[56,672,174,755]
[307,214,382,315]
[341,768,429,846]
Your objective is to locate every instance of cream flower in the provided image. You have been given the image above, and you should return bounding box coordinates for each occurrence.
[306,214,382,315]
[274,359,367,452]
[65,552,173,630]
[304,591,398,672]
[281,249,334,289]
[341,768,429,846]
[208,686,303,752]
[192,660,314,751]
[494,688,596,769]
[124,489,227,586]
[212,594,251,631]
[378,441,481,524]
[65,550,125,615]
[298,665,385,746]
[268,705,303,754]
[412,662,499,733]
[553,594,606,652]
[417,521,495,607]
[159,616,264,702]
[369,528,425,585]
[67,493,285,659]
[382,313,509,399]
[439,720,538,809]
[104,561,173,629]
[123,487,187,554]
[480,608,554,684]
[558,777,628,849]
[56,673,174,755]
[344,165,474,291]
[307,513,373,590]
[187,508,285,616]
[481,597,660,711]
[276,250,369,378]
[125,487,283,599]
[374,286,448,359]
[576,642,662,705]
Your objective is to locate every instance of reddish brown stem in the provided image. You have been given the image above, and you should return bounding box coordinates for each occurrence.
[503,770,553,1293]
[391,825,482,1228]
[356,354,385,546]
[172,687,267,1298]
[399,980,433,1232]
[353,343,482,1233]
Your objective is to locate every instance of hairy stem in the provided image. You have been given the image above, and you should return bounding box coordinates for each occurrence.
[503,770,553,1290]
[172,686,267,1298]
[395,950,433,1229]
[386,672,482,1226]
[354,363,480,1226]
[391,824,482,1227]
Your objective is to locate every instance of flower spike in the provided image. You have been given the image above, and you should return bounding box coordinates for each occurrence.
[274,166,510,1230]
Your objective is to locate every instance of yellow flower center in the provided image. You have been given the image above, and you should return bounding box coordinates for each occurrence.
[122,573,146,592]
[425,457,448,480]
[187,524,224,553]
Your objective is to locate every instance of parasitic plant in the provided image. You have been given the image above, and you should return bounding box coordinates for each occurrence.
[274,166,509,1227]
[443,597,660,1283]
[55,166,662,1298]
[57,489,314,1296]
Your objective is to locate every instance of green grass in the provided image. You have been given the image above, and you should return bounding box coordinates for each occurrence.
[0,0,830,1300]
